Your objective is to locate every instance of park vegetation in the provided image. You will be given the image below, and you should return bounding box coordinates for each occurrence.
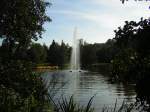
[111,18,150,111]
[0,0,150,111]
[0,0,52,111]
[1,17,150,111]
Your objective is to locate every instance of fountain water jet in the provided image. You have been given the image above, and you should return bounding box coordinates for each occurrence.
[70,28,80,71]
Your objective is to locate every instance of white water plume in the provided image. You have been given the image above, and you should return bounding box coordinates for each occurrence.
[70,27,80,70]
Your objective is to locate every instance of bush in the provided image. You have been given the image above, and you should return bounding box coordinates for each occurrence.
[0,60,53,112]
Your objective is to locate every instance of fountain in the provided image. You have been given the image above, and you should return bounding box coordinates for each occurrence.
[70,27,80,71]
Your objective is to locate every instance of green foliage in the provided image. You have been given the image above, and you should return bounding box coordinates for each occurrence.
[80,39,118,68]
[0,60,53,112]
[53,96,137,112]
[48,40,60,65]
[47,40,71,67]
[0,86,53,112]
[0,0,51,60]
[54,96,94,112]
[112,48,138,82]
[59,41,71,67]
[112,18,150,81]
[28,43,48,64]
[96,39,118,63]
[112,18,150,108]
[0,0,52,111]
[81,43,97,67]
[0,61,34,97]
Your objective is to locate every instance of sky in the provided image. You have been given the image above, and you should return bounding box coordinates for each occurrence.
[38,0,150,46]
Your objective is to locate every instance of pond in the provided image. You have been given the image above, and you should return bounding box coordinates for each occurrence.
[42,69,136,111]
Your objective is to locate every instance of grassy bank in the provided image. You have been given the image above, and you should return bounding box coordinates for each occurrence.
[33,63,59,72]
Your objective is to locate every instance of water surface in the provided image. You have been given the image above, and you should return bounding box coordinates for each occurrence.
[43,69,136,111]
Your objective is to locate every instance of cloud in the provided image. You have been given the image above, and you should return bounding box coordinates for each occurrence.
[44,0,150,44]
[50,0,150,29]
[50,10,121,29]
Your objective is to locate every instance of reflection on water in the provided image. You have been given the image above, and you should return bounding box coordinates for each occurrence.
[42,70,136,111]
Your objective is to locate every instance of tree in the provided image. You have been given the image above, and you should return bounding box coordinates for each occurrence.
[28,43,47,64]
[46,40,71,67]
[59,40,70,67]
[0,0,51,111]
[0,0,51,60]
[81,44,97,67]
[48,40,61,66]
[112,18,150,109]
[96,39,117,63]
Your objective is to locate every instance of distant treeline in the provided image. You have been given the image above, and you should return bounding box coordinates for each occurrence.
[0,38,118,67]
[27,40,71,67]
[26,39,118,67]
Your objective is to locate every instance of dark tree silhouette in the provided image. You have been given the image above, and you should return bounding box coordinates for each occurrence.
[27,43,47,64]
[81,43,97,67]
[48,40,61,65]
[0,0,51,60]
[112,18,150,109]
[0,0,51,111]
[47,40,71,67]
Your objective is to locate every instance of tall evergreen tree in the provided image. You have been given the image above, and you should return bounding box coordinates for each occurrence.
[28,43,47,64]
[48,40,61,65]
